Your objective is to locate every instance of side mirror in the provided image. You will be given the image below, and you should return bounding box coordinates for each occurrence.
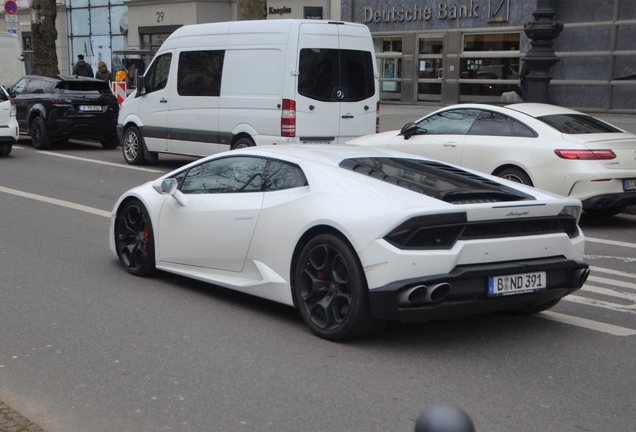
[400,122,420,140]
[152,178,188,207]
[136,75,146,97]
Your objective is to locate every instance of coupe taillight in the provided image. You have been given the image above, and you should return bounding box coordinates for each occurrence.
[554,149,616,160]
[281,98,296,137]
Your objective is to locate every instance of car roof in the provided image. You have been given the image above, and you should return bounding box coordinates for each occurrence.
[431,103,585,119]
[24,75,104,83]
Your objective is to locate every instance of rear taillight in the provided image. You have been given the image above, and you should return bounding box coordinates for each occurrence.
[281,99,296,137]
[376,101,380,133]
[554,149,616,160]
[9,97,16,116]
[50,99,73,105]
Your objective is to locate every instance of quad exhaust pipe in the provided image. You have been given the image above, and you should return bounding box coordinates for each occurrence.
[399,282,451,305]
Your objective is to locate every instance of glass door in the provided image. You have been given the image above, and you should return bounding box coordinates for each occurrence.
[417,35,444,102]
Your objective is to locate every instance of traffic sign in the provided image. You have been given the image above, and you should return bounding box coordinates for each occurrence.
[4,0,18,15]
[7,29,16,35]
[112,82,126,105]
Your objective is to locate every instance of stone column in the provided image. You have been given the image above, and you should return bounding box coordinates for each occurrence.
[522,0,563,103]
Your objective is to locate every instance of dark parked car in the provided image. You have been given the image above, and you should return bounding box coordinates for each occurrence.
[9,75,119,149]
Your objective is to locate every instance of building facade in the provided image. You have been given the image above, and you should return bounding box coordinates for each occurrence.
[1,0,634,112]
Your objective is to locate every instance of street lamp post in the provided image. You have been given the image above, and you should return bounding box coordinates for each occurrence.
[523,0,563,103]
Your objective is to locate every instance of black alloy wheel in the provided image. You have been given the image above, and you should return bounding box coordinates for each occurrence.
[30,116,52,150]
[115,200,156,276]
[101,136,120,149]
[497,167,533,186]
[294,234,385,341]
[0,143,11,156]
[122,126,147,165]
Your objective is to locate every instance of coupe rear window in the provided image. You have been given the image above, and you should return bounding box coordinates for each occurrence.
[56,81,112,94]
[538,114,621,134]
[340,157,533,204]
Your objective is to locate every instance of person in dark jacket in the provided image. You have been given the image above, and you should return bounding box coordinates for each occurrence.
[519,60,529,102]
[73,55,94,78]
[95,61,114,82]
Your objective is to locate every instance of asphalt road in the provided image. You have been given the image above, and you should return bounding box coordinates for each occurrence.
[1,109,635,431]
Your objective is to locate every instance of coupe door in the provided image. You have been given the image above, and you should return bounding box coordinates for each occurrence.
[156,156,267,272]
[387,108,480,166]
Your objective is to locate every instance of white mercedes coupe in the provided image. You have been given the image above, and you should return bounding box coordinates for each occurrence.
[348,103,636,218]
[110,145,589,341]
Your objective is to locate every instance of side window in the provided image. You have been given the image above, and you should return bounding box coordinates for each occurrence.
[180,157,267,194]
[145,53,172,94]
[10,79,28,96]
[262,161,308,191]
[415,109,480,135]
[468,111,513,136]
[40,81,56,94]
[177,50,225,96]
[26,79,43,94]
[511,119,537,137]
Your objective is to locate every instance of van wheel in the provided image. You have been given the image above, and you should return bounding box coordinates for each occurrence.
[232,137,255,150]
[123,126,147,165]
[30,116,52,150]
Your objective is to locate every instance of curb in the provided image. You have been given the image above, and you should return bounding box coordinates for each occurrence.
[0,401,45,432]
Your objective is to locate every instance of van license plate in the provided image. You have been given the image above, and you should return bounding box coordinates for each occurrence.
[79,105,102,112]
[623,179,636,191]
[488,272,546,297]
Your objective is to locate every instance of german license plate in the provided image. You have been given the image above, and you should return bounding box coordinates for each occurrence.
[79,105,102,112]
[623,179,636,191]
[488,271,547,297]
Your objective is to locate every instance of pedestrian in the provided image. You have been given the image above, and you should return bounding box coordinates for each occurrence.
[73,54,94,78]
[95,61,114,82]
[519,60,529,102]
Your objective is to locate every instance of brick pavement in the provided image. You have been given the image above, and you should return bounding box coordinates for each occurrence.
[0,402,45,432]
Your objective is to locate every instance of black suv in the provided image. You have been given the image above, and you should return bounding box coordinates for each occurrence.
[9,75,119,149]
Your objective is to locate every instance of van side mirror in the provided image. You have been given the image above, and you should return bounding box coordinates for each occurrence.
[400,122,420,140]
[136,75,146,97]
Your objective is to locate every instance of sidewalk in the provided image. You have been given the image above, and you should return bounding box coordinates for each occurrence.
[0,401,45,432]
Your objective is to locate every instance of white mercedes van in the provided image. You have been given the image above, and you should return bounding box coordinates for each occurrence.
[0,32,25,89]
[117,19,379,165]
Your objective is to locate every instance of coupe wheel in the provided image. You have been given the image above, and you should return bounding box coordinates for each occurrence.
[231,136,255,150]
[0,143,11,156]
[497,167,533,186]
[123,126,147,165]
[30,116,52,150]
[294,234,385,341]
[115,200,156,276]
[101,136,120,149]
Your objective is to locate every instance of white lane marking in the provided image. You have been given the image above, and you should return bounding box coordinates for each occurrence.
[0,186,110,218]
[586,276,636,291]
[590,266,636,279]
[536,311,636,336]
[13,145,25,149]
[581,284,636,301]
[585,237,636,249]
[584,255,636,263]
[36,151,163,173]
[562,295,636,315]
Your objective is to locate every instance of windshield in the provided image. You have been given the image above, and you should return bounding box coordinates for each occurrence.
[537,114,621,134]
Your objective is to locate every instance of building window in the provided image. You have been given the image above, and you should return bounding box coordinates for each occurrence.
[460,32,521,103]
[374,36,403,102]
[418,36,443,102]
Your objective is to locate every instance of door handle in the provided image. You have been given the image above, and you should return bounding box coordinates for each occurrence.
[443,142,457,147]
[341,114,354,119]
[160,98,168,104]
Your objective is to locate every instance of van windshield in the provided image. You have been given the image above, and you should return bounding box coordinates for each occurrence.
[298,48,375,102]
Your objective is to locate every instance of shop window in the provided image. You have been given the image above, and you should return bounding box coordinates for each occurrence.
[463,33,520,51]
[374,36,403,101]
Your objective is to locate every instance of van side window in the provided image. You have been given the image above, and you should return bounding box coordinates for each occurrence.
[177,50,225,97]
[298,48,375,102]
[145,53,172,94]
